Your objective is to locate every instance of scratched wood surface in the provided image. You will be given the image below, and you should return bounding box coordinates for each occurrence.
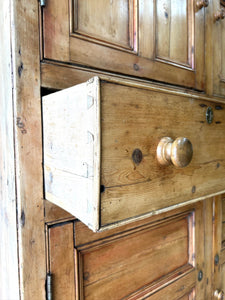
[0,0,20,298]
[42,0,205,89]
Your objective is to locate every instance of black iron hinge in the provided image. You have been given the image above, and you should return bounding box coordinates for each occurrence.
[46,273,52,300]
[39,0,46,7]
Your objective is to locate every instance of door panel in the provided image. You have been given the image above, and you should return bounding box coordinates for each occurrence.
[156,0,191,67]
[76,205,203,299]
[213,195,225,298]
[213,0,225,96]
[78,217,192,299]
[73,0,135,50]
[46,203,206,299]
[222,196,225,246]
[42,0,205,89]
[222,262,225,291]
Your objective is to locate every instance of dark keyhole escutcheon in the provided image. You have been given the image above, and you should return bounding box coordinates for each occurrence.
[132,149,143,165]
[206,107,213,124]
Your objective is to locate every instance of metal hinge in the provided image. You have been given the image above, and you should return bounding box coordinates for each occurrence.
[39,0,46,7]
[46,273,52,300]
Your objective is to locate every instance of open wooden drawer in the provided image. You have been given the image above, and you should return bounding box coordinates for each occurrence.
[42,77,225,231]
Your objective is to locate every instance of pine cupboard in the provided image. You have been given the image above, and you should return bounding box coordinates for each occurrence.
[1,0,225,299]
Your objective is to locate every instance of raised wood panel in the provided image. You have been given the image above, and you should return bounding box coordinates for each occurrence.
[73,0,136,51]
[44,203,205,300]
[222,263,225,291]
[222,196,225,246]
[139,0,154,59]
[74,203,198,246]
[156,0,191,67]
[204,198,214,299]
[43,0,70,61]
[222,223,225,243]
[42,0,205,89]
[213,196,225,296]
[140,276,195,300]
[77,213,194,299]
[47,222,76,299]
[126,271,195,299]
[222,198,225,222]
[222,19,225,79]
[213,1,225,96]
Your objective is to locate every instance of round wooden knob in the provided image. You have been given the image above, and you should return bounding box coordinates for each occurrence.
[196,0,209,10]
[214,290,224,300]
[215,8,225,21]
[157,137,193,168]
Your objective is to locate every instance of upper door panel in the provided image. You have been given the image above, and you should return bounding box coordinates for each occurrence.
[42,0,206,90]
[213,0,225,97]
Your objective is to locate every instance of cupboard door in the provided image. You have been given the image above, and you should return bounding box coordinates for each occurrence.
[42,0,205,89]
[213,0,225,97]
[74,203,205,299]
[213,195,225,299]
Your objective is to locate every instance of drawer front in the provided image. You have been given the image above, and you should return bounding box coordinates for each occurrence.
[100,81,225,227]
[43,77,225,231]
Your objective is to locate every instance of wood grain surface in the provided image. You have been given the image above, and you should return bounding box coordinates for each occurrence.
[12,0,46,298]
[100,80,225,226]
[78,213,193,299]
[43,77,101,231]
[48,222,76,299]
[213,0,225,96]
